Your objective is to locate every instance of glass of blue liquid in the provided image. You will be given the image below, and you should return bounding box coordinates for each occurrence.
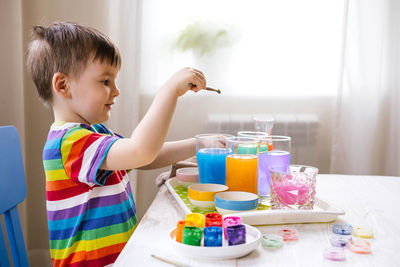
[258,136,291,198]
[195,134,233,185]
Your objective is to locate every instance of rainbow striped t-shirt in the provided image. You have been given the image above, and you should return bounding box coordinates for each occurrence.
[43,122,137,267]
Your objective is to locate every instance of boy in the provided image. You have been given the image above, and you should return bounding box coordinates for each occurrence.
[27,21,206,266]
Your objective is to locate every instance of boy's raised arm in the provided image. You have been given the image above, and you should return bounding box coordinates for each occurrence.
[100,67,205,171]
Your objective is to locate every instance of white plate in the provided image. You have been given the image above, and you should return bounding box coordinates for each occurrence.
[169,224,261,260]
[166,178,345,225]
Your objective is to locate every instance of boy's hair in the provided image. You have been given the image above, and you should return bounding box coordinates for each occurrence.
[27,21,121,104]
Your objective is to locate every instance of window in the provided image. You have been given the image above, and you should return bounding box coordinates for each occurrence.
[139,0,345,96]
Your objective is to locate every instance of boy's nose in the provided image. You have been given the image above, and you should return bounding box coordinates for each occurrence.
[113,85,120,97]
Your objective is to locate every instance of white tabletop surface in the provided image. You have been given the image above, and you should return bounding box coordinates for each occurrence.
[114,174,400,267]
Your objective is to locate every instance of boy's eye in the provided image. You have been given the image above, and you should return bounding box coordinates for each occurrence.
[103,80,110,86]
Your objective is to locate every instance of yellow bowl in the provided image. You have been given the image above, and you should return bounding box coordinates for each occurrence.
[188,183,229,201]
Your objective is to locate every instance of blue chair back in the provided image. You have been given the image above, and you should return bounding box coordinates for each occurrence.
[0,126,29,267]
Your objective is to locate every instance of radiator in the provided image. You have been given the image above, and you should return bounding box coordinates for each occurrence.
[206,113,319,165]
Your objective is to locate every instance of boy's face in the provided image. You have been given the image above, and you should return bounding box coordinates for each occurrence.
[67,59,120,125]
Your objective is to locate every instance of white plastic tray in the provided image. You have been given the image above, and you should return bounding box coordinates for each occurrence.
[166,178,345,225]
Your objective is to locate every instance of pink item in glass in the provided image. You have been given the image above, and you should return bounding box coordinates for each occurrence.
[223,216,242,239]
[270,165,318,210]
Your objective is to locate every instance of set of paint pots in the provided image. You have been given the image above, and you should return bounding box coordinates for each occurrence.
[169,214,262,260]
[176,213,247,246]
[324,223,374,261]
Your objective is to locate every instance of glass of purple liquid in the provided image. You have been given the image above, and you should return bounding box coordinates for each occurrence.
[258,136,291,199]
[269,165,319,210]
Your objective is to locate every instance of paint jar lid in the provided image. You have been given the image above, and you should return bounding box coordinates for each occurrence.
[352,226,374,238]
[262,234,283,248]
[278,228,298,241]
[349,239,372,254]
[323,247,346,261]
[329,234,352,247]
[332,223,353,235]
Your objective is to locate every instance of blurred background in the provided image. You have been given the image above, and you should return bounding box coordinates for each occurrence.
[1,0,399,265]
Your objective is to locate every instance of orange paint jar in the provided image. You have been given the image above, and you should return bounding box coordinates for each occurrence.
[176,220,195,242]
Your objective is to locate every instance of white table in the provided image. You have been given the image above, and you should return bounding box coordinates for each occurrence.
[114,174,400,266]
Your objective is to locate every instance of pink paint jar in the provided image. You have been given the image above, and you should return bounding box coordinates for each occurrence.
[223,216,242,239]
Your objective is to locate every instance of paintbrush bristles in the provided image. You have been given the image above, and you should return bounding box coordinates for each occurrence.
[205,87,221,94]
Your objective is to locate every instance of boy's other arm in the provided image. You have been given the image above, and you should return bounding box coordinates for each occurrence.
[137,138,195,170]
[100,68,205,171]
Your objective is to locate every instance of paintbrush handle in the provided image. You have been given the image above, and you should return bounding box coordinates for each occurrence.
[151,254,191,267]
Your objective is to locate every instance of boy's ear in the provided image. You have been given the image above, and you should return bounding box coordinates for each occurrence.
[52,72,71,98]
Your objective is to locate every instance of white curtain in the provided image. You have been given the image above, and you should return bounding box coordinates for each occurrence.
[106,0,141,198]
[331,0,400,176]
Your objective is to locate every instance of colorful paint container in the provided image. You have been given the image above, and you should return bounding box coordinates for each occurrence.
[352,227,374,238]
[188,183,228,210]
[204,226,223,247]
[332,223,353,235]
[185,213,205,228]
[182,226,203,246]
[205,213,223,227]
[223,216,242,239]
[262,234,284,248]
[227,224,246,246]
[176,167,199,187]
[215,191,259,215]
[348,240,371,254]
[278,228,298,241]
[323,247,346,261]
[329,234,352,247]
[176,220,195,243]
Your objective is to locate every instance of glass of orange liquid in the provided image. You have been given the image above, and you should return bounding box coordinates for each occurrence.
[226,137,259,194]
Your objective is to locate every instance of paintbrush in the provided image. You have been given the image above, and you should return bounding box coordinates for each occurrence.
[150,254,191,267]
[188,83,221,94]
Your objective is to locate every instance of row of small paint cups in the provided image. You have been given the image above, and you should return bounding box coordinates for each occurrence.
[176,213,246,247]
[323,223,374,261]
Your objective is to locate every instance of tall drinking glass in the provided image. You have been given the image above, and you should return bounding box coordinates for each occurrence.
[226,137,259,194]
[258,136,291,198]
[253,115,275,135]
[238,131,269,153]
[195,134,233,185]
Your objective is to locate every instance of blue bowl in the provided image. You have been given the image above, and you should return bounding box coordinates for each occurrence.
[214,191,259,215]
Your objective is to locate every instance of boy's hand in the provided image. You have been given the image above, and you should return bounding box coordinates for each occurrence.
[199,135,230,148]
[163,67,206,96]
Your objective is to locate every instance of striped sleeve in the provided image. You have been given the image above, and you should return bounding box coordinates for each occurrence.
[60,127,119,186]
